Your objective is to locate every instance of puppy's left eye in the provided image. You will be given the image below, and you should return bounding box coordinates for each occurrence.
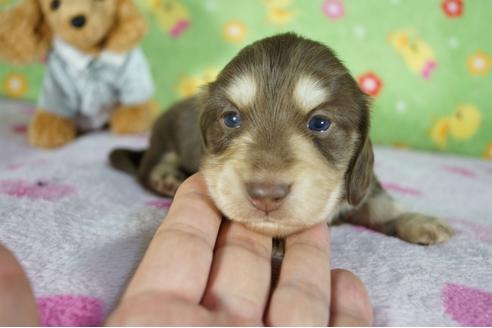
[308,115,331,132]
[222,111,241,129]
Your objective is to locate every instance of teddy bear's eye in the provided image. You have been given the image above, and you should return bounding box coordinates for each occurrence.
[50,0,61,11]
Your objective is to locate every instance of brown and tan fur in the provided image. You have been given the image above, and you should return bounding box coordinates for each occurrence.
[110,33,453,244]
[0,0,154,148]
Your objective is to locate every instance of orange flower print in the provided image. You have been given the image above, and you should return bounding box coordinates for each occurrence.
[358,72,382,97]
[3,73,28,98]
[467,51,491,76]
[442,0,463,18]
[223,20,247,43]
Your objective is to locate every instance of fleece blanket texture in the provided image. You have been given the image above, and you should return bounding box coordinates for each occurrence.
[0,99,491,326]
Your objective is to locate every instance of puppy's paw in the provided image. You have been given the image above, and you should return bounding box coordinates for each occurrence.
[28,111,76,149]
[149,163,185,197]
[394,213,454,245]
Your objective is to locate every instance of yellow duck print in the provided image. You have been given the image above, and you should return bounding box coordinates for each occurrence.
[262,0,297,26]
[177,68,220,98]
[430,105,481,149]
[388,30,437,79]
[146,0,190,38]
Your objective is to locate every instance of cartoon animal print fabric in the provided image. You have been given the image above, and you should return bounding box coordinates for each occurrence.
[0,0,491,158]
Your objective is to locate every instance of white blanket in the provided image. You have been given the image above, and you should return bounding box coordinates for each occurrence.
[0,98,491,326]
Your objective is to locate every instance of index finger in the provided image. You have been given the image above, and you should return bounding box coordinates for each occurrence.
[122,173,222,304]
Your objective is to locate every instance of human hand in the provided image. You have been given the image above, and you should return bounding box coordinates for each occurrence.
[0,243,39,326]
[107,173,373,326]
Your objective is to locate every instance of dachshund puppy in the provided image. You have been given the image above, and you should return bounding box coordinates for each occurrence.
[110,33,453,244]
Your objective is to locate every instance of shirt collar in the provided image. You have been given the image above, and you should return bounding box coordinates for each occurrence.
[53,37,127,71]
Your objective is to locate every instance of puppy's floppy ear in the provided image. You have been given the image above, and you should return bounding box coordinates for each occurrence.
[345,133,374,206]
[345,93,374,206]
[0,0,51,64]
[105,0,148,53]
[345,137,374,206]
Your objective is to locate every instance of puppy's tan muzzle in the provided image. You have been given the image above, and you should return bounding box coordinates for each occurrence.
[246,182,291,213]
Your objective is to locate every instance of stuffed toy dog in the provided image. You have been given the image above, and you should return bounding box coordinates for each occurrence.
[0,0,156,148]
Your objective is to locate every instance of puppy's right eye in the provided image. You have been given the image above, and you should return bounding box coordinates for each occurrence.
[222,111,241,129]
[51,0,61,11]
[308,115,331,133]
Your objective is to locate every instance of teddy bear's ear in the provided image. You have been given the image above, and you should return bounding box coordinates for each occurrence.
[104,0,148,53]
[0,0,52,64]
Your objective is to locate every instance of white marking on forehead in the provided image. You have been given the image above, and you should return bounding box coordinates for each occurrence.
[294,76,330,112]
[226,74,257,108]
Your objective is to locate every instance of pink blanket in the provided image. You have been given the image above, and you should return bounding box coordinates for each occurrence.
[1,98,491,326]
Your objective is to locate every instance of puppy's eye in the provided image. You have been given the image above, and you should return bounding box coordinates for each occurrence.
[308,115,331,132]
[222,111,241,129]
[50,0,61,11]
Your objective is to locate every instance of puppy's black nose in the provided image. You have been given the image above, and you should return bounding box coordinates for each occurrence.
[71,15,86,28]
[246,182,291,213]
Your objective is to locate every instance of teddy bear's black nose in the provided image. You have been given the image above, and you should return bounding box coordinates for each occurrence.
[71,15,86,29]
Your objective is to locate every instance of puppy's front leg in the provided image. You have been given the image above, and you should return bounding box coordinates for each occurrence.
[342,179,454,245]
[139,151,186,197]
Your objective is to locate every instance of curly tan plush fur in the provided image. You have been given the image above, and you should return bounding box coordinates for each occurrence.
[28,111,76,149]
[104,0,149,53]
[0,0,154,149]
[111,101,157,135]
[0,0,52,64]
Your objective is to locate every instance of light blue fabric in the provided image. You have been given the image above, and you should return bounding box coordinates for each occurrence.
[39,39,154,130]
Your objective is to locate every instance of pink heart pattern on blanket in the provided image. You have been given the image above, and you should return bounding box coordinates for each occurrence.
[0,180,75,200]
[442,283,492,326]
[441,165,477,178]
[37,295,104,327]
[11,123,28,134]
